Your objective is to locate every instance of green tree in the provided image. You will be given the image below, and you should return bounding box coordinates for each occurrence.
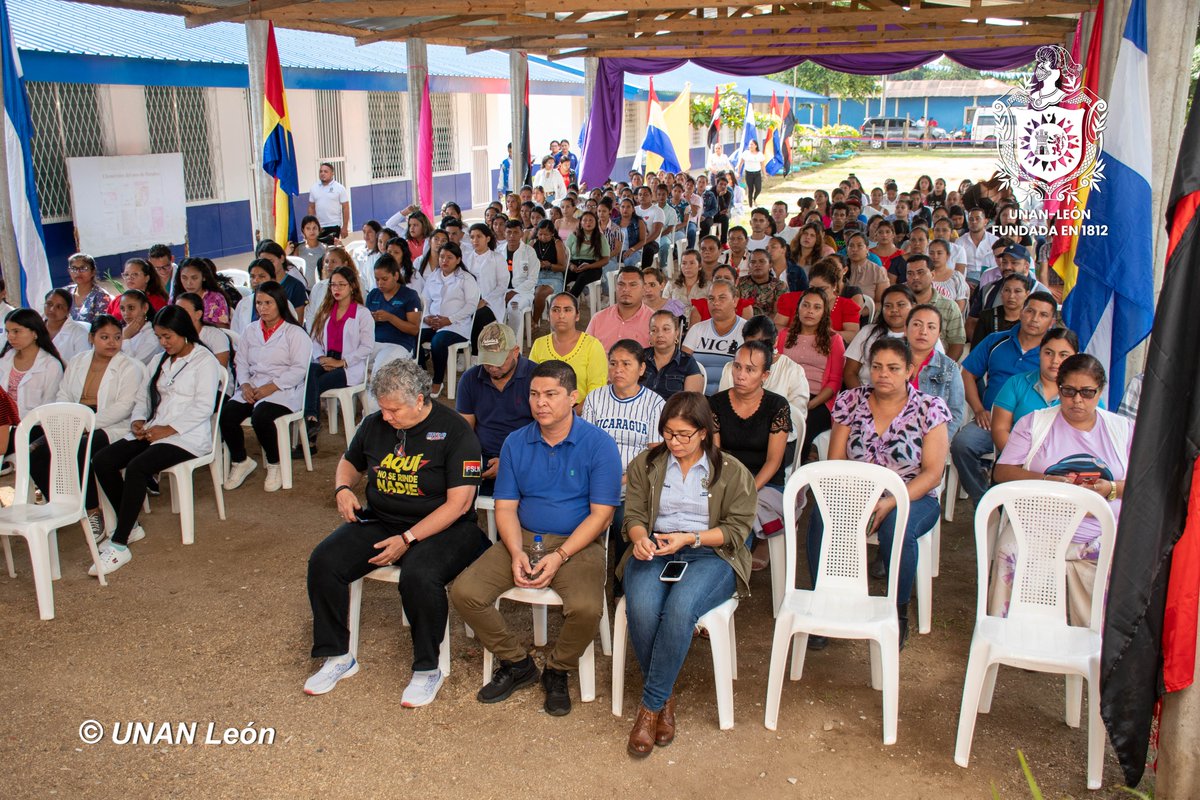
[771,63,879,101]
[689,83,748,129]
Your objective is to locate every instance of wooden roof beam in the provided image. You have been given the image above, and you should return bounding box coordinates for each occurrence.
[354,14,501,45]
[185,0,313,28]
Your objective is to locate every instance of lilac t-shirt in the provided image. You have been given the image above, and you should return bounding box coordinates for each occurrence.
[998,410,1132,546]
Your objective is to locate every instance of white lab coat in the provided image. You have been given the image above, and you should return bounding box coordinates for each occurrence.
[0,348,64,418]
[122,325,162,367]
[234,320,310,413]
[57,350,147,440]
[51,319,91,364]
[130,346,222,457]
[420,268,479,341]
[465,246,510,321]
[310,303,375,386]
[505,241,540,314]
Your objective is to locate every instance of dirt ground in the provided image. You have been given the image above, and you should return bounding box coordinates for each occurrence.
[1,151,1150,798]
[0,419,1146,800]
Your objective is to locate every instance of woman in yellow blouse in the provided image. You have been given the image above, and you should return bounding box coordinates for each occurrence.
[528,291,607,410]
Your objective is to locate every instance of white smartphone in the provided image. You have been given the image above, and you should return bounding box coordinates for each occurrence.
[659,560,688,582]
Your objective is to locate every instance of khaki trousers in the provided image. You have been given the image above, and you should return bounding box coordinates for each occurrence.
[450,529,605,671]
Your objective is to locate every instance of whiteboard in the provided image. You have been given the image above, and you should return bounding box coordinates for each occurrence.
[66,153,188,257]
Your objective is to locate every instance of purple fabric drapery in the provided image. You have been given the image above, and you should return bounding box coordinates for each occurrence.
[579,48,1039,187]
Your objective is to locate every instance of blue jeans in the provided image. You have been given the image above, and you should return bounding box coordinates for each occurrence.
[427,330,468,386]
[806,493,941,606]
[624,547,735,712]
[686,221,697,249]
[950,421,994,504]
[304,363,347,419]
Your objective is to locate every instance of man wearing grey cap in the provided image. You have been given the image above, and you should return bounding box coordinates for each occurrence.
[456,322,535,496]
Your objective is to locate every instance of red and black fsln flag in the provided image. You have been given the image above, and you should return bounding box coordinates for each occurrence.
[1100,78,1200,787]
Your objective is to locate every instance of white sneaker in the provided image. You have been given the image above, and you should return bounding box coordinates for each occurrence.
[86,512,105,543]
[401,669,446,708]
[224,458,257,490]
[88,543,131,576]
[303,655,359,695]
[264,464,282,493]
[126,524,146,544]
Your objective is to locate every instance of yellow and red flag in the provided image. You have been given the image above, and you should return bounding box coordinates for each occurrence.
[261,22,298,246]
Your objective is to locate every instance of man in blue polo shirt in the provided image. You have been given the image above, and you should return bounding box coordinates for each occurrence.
[456,322,534,496]
[951,291,1057,505]
[451,359,621,717]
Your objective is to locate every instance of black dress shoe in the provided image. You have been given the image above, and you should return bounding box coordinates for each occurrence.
[477,656,540,704]
[807,635,829,651]
[897,603,910,651]
[869,556,887,579]
[542,667,572,716]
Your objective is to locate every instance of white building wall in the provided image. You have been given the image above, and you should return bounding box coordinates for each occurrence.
[340,91,373,185]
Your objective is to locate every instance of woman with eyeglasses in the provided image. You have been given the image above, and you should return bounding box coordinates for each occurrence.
[991,353,1132,625]
[64,253,112,324]
[619,391,756,756]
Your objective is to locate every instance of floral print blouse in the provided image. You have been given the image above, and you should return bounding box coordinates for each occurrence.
[832,386,950,496]
[69,285,111,323]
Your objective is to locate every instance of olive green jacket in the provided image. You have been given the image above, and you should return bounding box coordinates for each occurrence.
[619,447,758,598]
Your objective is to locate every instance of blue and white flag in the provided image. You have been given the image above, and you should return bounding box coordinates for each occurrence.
[1,0,50,308]
[639,78,680,174]
[732,90,759,168]
[1066,0,1154,408]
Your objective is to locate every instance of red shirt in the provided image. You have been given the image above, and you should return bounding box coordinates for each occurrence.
[775,292,861,330]
[690,297,754,322]
[107,292,167,322]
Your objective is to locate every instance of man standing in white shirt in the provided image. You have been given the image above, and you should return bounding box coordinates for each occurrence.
[307,162,350,243]
[959,206,999,289]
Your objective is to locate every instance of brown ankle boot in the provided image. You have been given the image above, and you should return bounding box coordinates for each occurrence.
[627,705,659,757]
[655,695,676,746]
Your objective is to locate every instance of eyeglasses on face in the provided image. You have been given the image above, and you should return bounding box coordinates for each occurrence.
[68,264,94,273]
[662,428,700,443]
[1059,386,1099,399]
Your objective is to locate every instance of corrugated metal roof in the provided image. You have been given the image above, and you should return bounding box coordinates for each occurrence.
[9,0,579,83]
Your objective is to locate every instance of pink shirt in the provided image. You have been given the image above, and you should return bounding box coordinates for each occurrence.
[326,304,355,355]
[776,330,845,410]
[584,303,654,352]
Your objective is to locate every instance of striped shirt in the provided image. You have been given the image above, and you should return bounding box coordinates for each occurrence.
[581,384,665,473]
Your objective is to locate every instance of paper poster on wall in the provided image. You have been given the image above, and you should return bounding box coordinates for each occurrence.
[66,153,188,257]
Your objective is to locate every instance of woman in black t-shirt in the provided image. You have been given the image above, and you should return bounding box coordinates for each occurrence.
[305,358,488,706]
[709,340,792,570]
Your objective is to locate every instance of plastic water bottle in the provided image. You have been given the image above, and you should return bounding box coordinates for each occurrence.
[529,535,545,569]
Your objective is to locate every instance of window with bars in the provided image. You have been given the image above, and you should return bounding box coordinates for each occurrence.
[25,82,106,221]
[145,86,216,202]
[620,101,643,157]
[314,89,346,184]
[430,92,455,173]
[368,90,407,180]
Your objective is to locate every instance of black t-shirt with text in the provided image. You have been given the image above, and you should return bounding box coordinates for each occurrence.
[344,402,482,529]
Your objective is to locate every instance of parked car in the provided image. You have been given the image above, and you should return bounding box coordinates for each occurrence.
[969,108,1000,147]
[859,116,949,149]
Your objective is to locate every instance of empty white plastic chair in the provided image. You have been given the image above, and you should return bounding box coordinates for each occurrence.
[611,594,739,729]
[322,383,367,448]
[348,566,452,676]
[0,404,103,619]
[953,481,1116,791]
[763,461,909,744]
[445,341,471,401]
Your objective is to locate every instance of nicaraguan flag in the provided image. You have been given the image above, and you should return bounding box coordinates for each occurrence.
[1065,0,1154,408]
[640,78,680,173]
[1,0,50,307]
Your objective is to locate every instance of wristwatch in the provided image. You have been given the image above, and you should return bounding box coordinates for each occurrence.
[690,532,702,549]
[1107,481,1119,501]
[401,530,418,547]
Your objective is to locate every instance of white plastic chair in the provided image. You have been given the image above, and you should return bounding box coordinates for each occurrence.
[0,404,103,619]
[943,456,960,521]
[218,269,251,288]
[322,382,366,448]
[348,566,452,676]
[473,495,613,657]
[585,281,603,316]
[274,368,313,490]
[764,461,909,744]
[604,270,618,307]
[286,255,310,284]
[768,413,808,617]
[953,481,1116,791]
[859,294,876,324]
[611,594,739,729]
[156,370,229,545]
[445,341,471,401]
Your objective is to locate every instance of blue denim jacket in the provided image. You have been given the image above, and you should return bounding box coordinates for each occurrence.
[918,349,966,439]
